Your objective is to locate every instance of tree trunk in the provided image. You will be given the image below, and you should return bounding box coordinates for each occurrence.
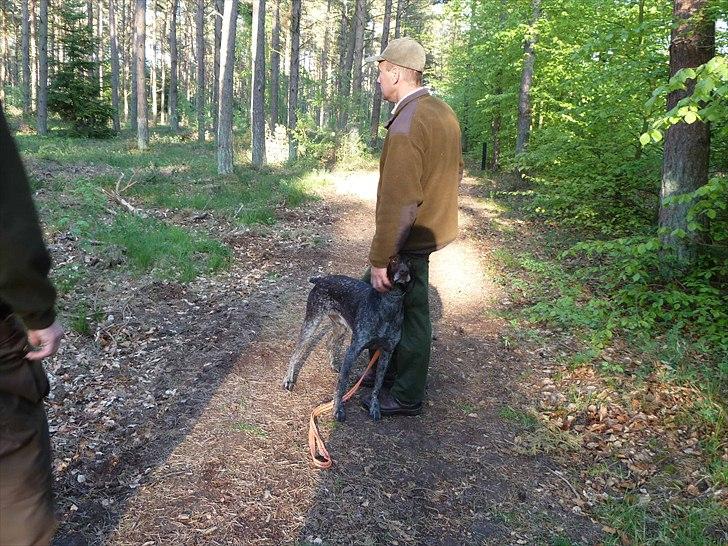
[21,0,30,115]
[195,0,205,142]
[350,0,365,102]
[251,0,267,167]
[287,0,301,160]
[319,0,332,127]
[97,0,103,95]
[160,12,166,125]
[217,0,238,174]
[659,0,715,271]
[369,0,391,147]
[169,0,179,130]
[212,0,222,135]
[36,0,47,134]
[490,0,506,170]
[130,0,138,131]
[269,0,280,130]
[394,0,404,39]
[0,10,6,104]
[338,0,355,129]
[135,0,148,149]
[515,0,540,181]
[109,0,121,130]
[151,8,157,122]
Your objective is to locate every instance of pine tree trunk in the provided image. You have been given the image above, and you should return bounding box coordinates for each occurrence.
[30,0,37,106]
[251,0,267,167]
[217,0,238,174]
[369,0,391,147]
[350,0,365,103]
[269,0,280,130]
[287,0,301,160]
[160,12,166,124]
[130,0,138,131]
[0,10,6,104]
[394,0,403,39]
[36,0,47,134]
[169,0,179,130]
[109,0,120,130]
[515,0,540,181]
[659,0,715,272]
[212,0,222,135]
[135,0,148,149]
[319,0,331,128]
[21,0,30,116]
[338,0,355,129]
[195,0,205,142]
[97,0,103,95]
[151,8,157,123]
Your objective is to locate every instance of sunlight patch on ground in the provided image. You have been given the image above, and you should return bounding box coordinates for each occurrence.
[329,170,378,201]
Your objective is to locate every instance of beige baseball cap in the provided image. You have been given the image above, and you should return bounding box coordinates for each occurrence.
[365,37,426,72]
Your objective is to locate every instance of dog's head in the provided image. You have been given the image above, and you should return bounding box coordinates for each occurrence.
[387,255,412,288]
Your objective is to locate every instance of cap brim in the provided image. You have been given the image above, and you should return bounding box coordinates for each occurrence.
[364,54,384,64]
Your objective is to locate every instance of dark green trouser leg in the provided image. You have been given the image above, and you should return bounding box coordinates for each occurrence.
[363,255,431,404]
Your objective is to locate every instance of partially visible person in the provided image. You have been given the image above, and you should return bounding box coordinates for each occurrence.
[361,38,463,416]
[1,103,63,545]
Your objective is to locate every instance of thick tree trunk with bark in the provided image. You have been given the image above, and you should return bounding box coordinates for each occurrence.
[270,0,280,130]
[287,0,301,160]
[195,0,205,142]
[169,0,179,130]
[109,0,121,131]
[394,0,404,39]
[212,0,222,135]
[350,0,365,100]
[36,0,48,134]
[319,0,332,127]
[659,0,715,271]
[217,0,238,174]
[130,0,138,131]
[251,0,267,167]
[515,0,540,181]
[135,0,148,149]
[151,8,157,122]
[337,0,355,129]
[21,0,30,115]
[369,0,392,147]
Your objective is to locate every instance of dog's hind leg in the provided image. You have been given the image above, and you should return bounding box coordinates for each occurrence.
[367,350,392,421]
[282,313,328,391]
[326,314,350,372]
[332,343,365,422]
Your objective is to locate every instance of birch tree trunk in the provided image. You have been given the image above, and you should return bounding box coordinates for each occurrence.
[515,0,540,181]
[287,0,301,160]
[36,0,47,134]
[217,0,238,174]
[212,0,222,135]
[109,0,121,131]
[135,0,148,149]
[659,0,715,272]
[169,0,179,130]
[195,0,205,142]
[21,0,30,115]
[251,0,267,167]
[269,0,280,130]
[369,0,391,147]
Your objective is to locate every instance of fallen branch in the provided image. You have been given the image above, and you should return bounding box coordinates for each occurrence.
[549,468,581,500]
[101,173,145,216]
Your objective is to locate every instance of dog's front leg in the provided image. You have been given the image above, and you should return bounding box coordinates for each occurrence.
[333,345,362,422]
[368,351,392,421]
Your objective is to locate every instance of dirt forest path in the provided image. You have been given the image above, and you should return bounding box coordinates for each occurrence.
[53,171,604,546]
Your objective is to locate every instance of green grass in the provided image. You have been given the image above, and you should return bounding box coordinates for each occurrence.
[499,405,540,429]
[232,422,268,437]
[68,302,104,335]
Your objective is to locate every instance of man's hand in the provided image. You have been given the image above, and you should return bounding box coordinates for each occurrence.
[26,320,63,360]
[371,266,392,293]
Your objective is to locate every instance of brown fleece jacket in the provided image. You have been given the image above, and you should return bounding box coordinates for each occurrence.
[0,105,57,330]
[369,89,463,268]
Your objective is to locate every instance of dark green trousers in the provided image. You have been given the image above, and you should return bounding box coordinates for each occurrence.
[363,255,431,404]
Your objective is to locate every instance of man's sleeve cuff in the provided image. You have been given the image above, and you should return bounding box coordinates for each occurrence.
[21,308,56,331]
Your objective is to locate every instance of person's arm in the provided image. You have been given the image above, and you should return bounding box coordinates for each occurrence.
[0,105,61,357]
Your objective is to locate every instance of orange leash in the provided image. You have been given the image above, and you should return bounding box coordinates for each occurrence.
[308,349,381,469]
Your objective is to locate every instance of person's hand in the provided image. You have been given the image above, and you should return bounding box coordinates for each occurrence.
[371,266,392,293]
[26,320,64,360]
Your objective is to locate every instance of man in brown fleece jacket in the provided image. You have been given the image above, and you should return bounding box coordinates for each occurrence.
[361,38,463,416]
[1,104,63,545]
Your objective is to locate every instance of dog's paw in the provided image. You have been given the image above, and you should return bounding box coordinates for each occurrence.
[333,404,346,422]
[282,377,295,391]
[369,399,381,421]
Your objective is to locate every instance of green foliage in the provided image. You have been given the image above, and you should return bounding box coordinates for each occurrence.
[48,0,114,137]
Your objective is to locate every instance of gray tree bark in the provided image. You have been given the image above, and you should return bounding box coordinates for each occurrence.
[151,7,157,122]
[287,0,301,160]
[36,0,47,134]
[169,0,179,131]
[515,0,540,181]
[213,0,222,135]
[269,0,280,130]
[195,0,205,142]
[21,0,30,115]
[217,0,239,174]
[350,0,365,100]
[130,0,137,131]
[369,0,392,147]
[251,0,267,167]
[135,0,148,149]
[319,0,332,128]
[109,0,121,132]
[337,0,355,129]
[659,0,715,271]
[394,0,403,39]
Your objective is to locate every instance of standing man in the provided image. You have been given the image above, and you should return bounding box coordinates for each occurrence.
[1,104,63,545]
[362,37,463,416]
